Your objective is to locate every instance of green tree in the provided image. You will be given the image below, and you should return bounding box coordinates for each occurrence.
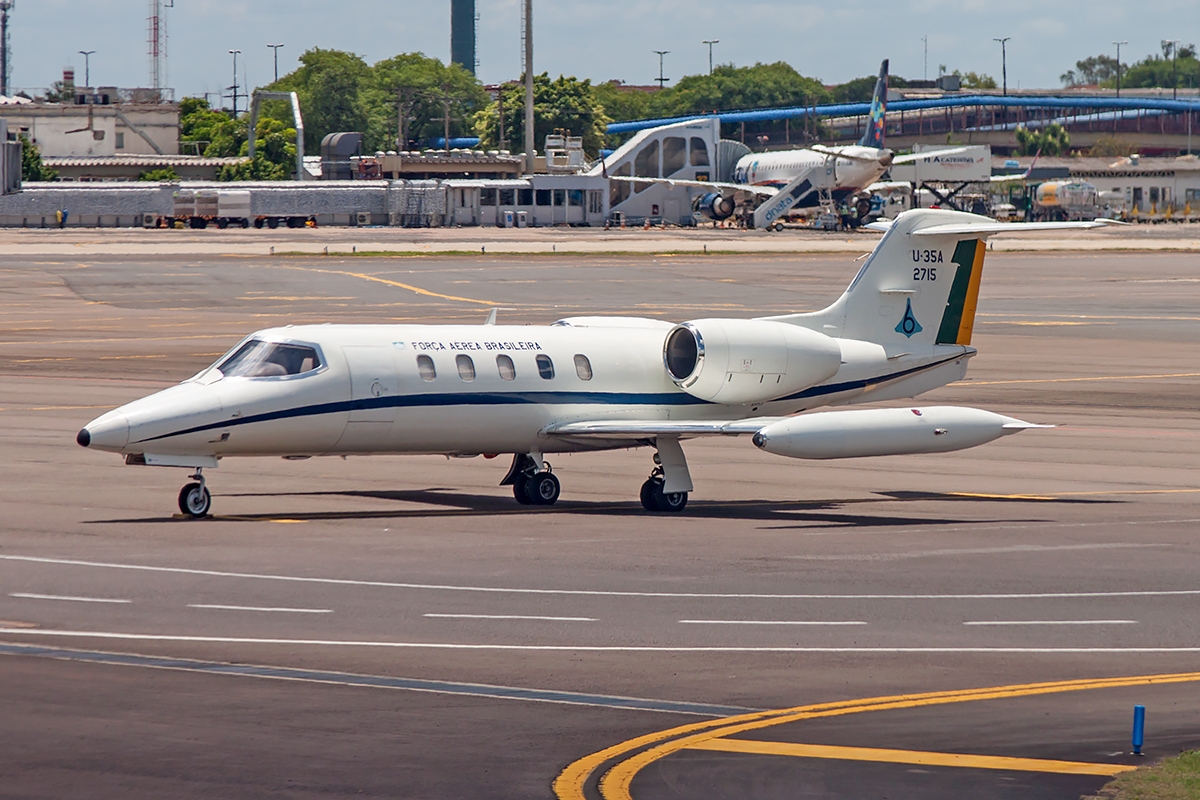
[1120,43,1198,89]
[178,98,297,179]
[138,167,180,181]
[19,136,56,182]
[953,70,997,89]
[218,156,288,181]
[473,73,611,157]
[647,62,830,118]
[179,97,246,157]
[364,53,488,150]
[1061,55,1121,87]
[592,81,653,122]
[1015,123,1070,156]
[270,48,371,152]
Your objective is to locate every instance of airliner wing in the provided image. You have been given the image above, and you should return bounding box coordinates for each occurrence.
[608,176,778,197]
[543,418,783,438]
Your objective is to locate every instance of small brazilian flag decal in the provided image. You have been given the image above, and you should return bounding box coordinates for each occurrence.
[895,298,923,338]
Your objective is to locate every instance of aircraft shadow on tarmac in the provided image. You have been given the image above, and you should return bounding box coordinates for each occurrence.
[92,487,1117,526]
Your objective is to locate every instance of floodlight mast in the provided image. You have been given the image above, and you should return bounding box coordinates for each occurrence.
[653,50,670,89]
[702,40,718,75]
[523,0,534,172]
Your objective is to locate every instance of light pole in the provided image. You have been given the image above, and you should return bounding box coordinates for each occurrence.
[993,37,1011,96]
[702,40,718,75]
[268,43,284,84]
[228,49,241,116]
[78,50,95,88]
[1113,40,1127,97]
[1164,39,1181,100]
[922,35,928,81]
[653,50,670,89]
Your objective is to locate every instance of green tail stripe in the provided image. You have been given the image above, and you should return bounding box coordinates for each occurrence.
[936,240,978,344]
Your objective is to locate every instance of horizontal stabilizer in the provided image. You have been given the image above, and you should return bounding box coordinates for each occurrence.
[911,219,1124,238]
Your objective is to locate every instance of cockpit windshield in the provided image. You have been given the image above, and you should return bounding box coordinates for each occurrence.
[216,340,322,378]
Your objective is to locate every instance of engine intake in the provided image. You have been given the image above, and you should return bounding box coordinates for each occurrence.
[693,192,736,221]
[664,319,841,405]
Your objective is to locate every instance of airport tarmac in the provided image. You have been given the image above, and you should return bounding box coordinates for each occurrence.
[0,245,1198,798]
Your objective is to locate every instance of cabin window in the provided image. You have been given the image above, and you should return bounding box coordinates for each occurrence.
[480,188,497,205]
[496,354,516,380]
[417,355,437,381]
[536,354,555,379]
[588,190,603,214]
[633,140,658,193]
[690,137,710,167]
[217,340,322,378]
[535,189,552,206]
[499,188,516,206]
[568,189,584,207]
[456,354,476,381]
[518,188,533,206]
[662,137,687,175]
[573,354,593,381]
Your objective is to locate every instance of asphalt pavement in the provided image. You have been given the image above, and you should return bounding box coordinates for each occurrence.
[0,245,1198,798]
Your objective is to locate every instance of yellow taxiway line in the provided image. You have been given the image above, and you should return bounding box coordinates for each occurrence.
[555,671,1200,800]
[687,739,1135,777]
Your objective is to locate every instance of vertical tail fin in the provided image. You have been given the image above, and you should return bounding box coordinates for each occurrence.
[857,59,889,149]
[764,209,989,347]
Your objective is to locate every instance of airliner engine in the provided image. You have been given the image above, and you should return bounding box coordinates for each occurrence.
[663,319,841,405]
[693,192,736,221]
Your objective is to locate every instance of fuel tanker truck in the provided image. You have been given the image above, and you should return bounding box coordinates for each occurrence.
[1032,181,1100,221]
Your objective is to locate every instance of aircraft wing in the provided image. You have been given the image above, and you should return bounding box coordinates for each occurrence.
[889,146,976,165]
[911,219,1126,237]
[608,176,778,197]
[543,418,783,438]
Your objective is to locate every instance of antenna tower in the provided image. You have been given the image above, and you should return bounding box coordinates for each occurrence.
[0,1,14,97]
[148,0,173,97]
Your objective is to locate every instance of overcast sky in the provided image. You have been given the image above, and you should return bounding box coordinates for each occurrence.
[9,1,1197,102]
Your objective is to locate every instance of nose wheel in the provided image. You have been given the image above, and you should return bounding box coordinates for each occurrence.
[178,470,212,518]
[514,465,560,506]
[640,467,688,513]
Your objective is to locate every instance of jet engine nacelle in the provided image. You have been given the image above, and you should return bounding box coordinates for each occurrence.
[693,192,736,221]
[663,318,841,405]
[751,406,1041,459]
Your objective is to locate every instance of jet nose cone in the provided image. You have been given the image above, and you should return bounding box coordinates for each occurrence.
[81,411,130,452]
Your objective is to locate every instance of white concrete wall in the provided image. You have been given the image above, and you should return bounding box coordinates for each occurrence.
[3,104,179,157]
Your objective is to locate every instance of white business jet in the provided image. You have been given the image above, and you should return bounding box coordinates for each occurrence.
[78,209,1112,518]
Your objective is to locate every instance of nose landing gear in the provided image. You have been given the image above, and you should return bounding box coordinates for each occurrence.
[503,453,561,506]
[178,469,212,518]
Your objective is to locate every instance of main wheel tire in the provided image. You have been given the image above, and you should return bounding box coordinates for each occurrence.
[656,488,688,513]
[524,472,560,506]
[640,479,658,511]
[178,482,211,518]
[513,475,532,505]
[642,478,688,513]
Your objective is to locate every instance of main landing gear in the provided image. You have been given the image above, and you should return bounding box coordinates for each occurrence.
[504,453,561,506]
[640,466,688,513]
[178,469,212,518]
[640,437,692,513]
